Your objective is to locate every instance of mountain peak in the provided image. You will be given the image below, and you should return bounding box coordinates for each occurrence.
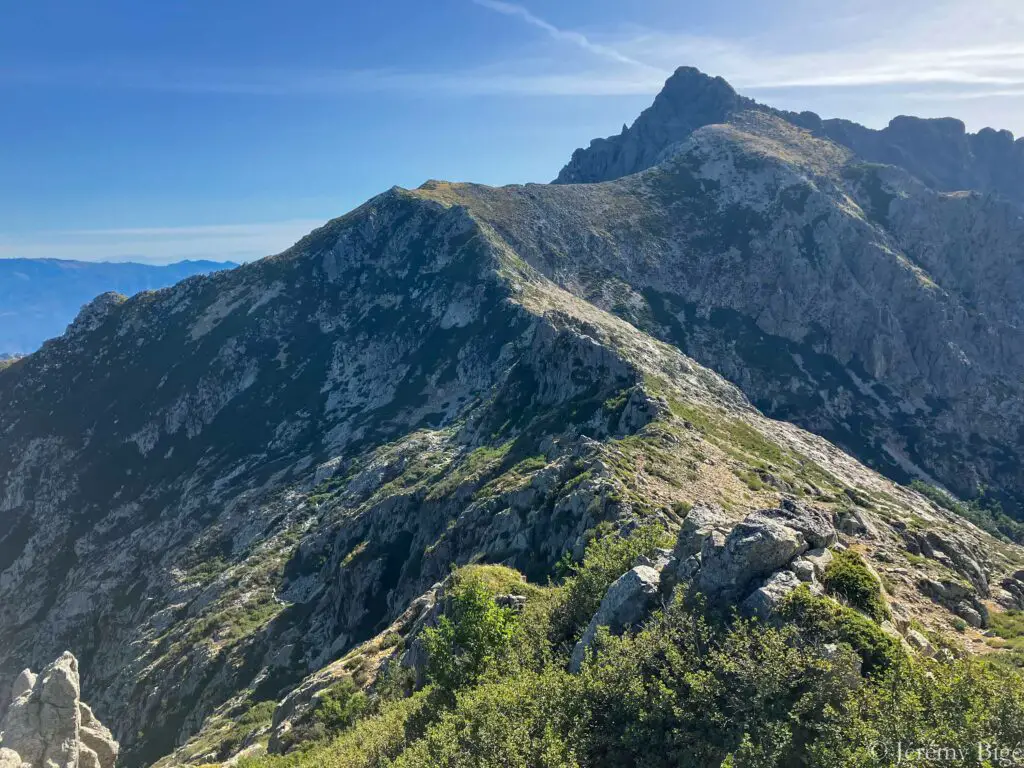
[553,67,752,184]
[555,65,1024,203]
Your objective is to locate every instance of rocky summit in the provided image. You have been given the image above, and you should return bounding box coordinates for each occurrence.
[1,67,1024,767]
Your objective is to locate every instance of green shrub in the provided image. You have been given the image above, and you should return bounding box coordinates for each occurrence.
[236,531,1024,768]
[780,586,903,674]
[550,523,671,644]
[239,587,1024,768]
[808,657,1024,767]
[821,550,890,622]
[237,691,434,768]
[389,670,579,768]
[314,678,370,733]
[422,571,520,697]
[568,598,857,767]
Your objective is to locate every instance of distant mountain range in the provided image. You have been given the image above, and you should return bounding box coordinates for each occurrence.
[0,258,237,354]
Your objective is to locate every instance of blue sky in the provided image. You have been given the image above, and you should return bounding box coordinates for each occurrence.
[3,0,1023,263]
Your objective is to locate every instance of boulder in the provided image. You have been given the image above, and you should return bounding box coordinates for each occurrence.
[78,704,118,768]
[905,630,935,657]
[954,602,985,629]
[672,503,732,561]
[0,749,26,768]
[742,570,803,619]
[635,548,674,572]
[695,518,807,601]
[788,558,817,583]
[495,594,528,612]
[0,653,118,768]
[749,500,838,549]
[837,508,878,539]
[570,566,661,672]
[801,548,834,579]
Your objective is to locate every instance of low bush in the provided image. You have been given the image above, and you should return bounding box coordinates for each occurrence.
[421,571,520,698]
[238,537,1024,768]
[821,549,890,622]
[549,523,671,644]
[780,586,903,674]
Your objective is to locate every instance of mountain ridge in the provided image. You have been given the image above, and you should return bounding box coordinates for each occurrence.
[555,66,1024,206]
[0,258,237,355]
[1,67,1024,767]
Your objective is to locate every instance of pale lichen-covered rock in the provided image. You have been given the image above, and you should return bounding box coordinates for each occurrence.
[0,653,117,768]
[570,566,661,673]
[671,503,733,561]
[749,500,837,550]
[0,748,26,768]
[79,704,118,768]
[906,630,935,657]
[788,558,817,583]
[742,570,804,620]
[695,518,807,602]
[800,548,834,580]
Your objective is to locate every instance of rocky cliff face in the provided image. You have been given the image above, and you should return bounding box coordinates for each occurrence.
[0,67,1023,768]
[435,110,1024,513]
[0,652,118,768]
[555,67,1024,207]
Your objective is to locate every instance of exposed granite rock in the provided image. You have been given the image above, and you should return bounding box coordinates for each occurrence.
[800,548,834,581]
[695,518,807,602]
[570,565,662,673]
[672,503,733,561]
[906,629,935,657]
[837,508,879,539]
[748,500,838,550]
[0,653,117,768]
[788,558,817,583]
[742,570,804,620]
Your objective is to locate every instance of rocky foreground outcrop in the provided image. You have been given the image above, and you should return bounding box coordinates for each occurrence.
[0,653,118,768]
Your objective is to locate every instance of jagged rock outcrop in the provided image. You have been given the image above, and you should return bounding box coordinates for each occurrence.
[695,517,808,602]
[569,565,662,672]
[742,570,804,620]
[672,503,734,561]
[555,66,1024,206]
[0,653,118,768]
[555,67,752,184]
[63,292,127,340]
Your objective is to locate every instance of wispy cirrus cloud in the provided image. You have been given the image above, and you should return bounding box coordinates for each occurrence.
[469,0,656,71]
[2,0,1023,109]
[0,61,664,97]
[0,220,325,264]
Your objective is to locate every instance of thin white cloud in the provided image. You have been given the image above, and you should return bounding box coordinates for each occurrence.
[0,220,325,264]
[470,0,656,71]
[0,0,1021,124]
[0,62,664,97]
